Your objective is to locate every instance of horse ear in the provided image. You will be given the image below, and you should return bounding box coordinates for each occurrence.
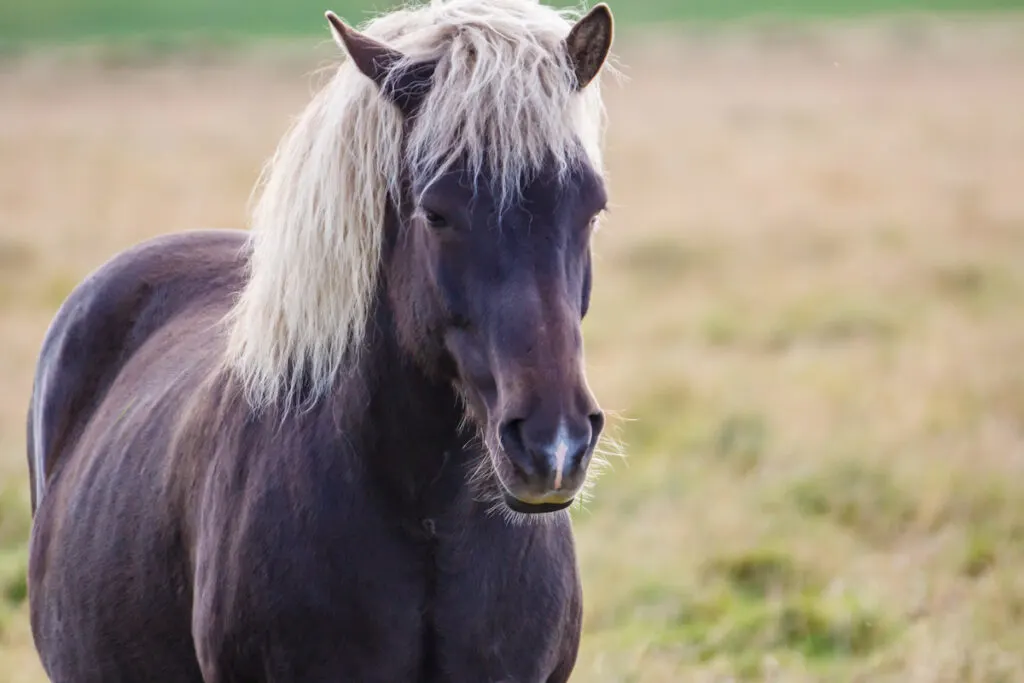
[325,11,435,116]
[326,11,402,88]
[565,4,614,91]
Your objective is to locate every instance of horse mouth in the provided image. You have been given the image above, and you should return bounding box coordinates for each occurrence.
[502,491,574,514]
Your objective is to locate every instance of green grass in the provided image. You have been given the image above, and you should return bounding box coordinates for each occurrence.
[2,0,1024,48]
[0,484,31,636]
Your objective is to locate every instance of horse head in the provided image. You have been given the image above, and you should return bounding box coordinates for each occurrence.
[328,4,615,513]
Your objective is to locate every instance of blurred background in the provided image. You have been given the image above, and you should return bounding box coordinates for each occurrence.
[2,0,1024,681]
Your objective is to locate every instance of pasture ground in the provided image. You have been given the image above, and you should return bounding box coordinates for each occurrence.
[3,15,1024,682]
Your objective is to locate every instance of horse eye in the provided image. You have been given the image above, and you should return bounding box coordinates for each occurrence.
[421,209,448,229]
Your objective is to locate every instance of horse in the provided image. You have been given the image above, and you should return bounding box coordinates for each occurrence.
[25,0,615,680]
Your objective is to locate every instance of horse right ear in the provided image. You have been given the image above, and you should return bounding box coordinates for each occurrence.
[325,11,435,116]
[326,11,400,88]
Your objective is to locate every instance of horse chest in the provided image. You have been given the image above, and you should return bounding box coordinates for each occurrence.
[191,487,579,683]
[414,513,583,682]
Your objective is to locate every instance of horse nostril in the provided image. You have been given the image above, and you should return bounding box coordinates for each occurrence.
[500,418,544,480]
[588,411,605,445]
[567,441,590,473]
[499,418,526,458]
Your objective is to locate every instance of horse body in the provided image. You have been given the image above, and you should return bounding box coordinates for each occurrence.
[29,229,582,682]
[27,1,615,680]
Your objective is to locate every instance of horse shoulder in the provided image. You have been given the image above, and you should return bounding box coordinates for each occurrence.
[188,417,430,683]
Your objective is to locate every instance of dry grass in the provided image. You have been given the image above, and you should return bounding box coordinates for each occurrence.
[3,16,1024,681]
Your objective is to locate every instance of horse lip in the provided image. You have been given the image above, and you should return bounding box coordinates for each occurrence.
[502,491,574,514]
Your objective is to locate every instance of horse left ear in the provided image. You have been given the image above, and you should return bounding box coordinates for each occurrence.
[325,11,435,115]
[565,4,614,91]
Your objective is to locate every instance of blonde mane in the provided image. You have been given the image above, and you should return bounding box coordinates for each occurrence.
[226,0,608,409]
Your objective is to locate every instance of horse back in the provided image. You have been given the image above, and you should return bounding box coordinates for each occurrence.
[26,229,248,512]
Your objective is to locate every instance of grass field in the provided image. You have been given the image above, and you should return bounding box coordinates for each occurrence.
[2,0,1024,46]
[3,7,1024,682]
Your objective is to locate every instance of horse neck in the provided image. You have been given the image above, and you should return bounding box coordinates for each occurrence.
[350,213,466,512]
